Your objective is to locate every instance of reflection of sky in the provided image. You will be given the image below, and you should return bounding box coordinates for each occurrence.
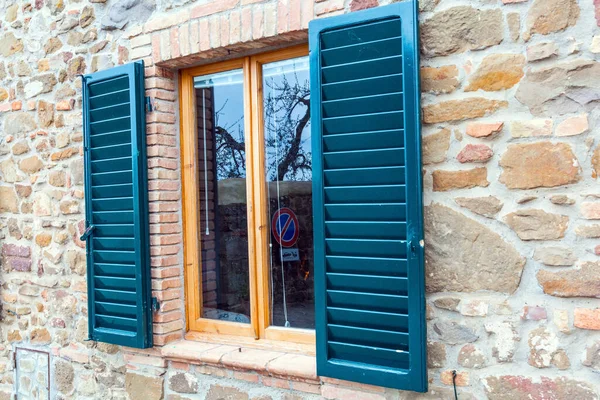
[263,56,311,183]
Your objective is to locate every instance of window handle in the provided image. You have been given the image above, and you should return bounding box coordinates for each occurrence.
[80,224,95,241]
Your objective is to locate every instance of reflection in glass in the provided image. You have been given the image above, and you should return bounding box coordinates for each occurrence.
[194,69,250,324]
[263,56,314,329]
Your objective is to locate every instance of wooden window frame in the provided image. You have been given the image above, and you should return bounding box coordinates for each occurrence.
[179,45,314,347]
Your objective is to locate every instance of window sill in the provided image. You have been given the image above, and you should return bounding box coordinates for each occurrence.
[161,336,318,383]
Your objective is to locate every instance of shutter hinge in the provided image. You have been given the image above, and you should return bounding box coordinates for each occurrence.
[151,297,160,312]
[12,351,16,370]
[80,224,95,241]
[145,96,153,112]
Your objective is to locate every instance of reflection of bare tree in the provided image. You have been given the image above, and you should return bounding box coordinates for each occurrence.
[213,73,311,181]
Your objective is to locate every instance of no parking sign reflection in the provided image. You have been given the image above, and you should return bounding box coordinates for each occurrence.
[271,207,300,248]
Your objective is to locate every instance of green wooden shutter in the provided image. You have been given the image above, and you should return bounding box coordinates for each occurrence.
[309,2,426,392]
[81,61,153,349]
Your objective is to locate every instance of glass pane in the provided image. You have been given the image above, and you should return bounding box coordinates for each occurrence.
[194,69,250,324]
[262,56,314,329]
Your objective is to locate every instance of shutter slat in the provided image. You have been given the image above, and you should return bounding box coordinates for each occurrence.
[90,143,132,160]
[88,76,129,97]
[94,224,135,237]
[95,276,136,291]
[91,157,132,173]
[322,56,402,84]
[324,185,406,204]
[323,130,404,152]
[328,342,409,369]
[95,263,136,278]
[323,92,403,118]
[91,184,134,199]
[328,324,409,350]
[96,315,137,330]
[326,255,407,276]
[323,148,405,169]
[95,289,137,304]
[89,103,131,123]
[92,198,134,212]
[321,36,402,67]
[93,250,136,264]
[322,74,403,101]
[96,301,137,318]
[325,204,406,221]
[325,222,406,240]
[311,3,426,391]
[92,171,133,186]
[89,89,130,109]
[90,130,132,148]
[92,210,134,224]
[93,238,135,251]
[321,18,401,49]
[326,239,407,258]
[90,116,132,135]
[324,166,405,186]
[326,273,407,294]
[327,307,409,332]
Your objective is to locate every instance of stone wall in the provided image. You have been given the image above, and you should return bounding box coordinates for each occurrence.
[0,0,599,399]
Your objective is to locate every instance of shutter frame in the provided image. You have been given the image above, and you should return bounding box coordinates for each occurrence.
[310,2,426,392]
[82,61,153,349]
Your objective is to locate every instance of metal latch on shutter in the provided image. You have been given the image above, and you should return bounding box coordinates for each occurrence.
[145,96,153,112]
[151,297,160,312]
[80,224,95,241]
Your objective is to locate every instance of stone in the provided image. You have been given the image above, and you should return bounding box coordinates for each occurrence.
[465,54,525,92]
[458,344,486,369]
[550,195,575,205]
[12,140,30,155]
[484,376,597,400]
[575,225,600,238]
[507,13,520,42]
[510,120,553,138]
[534,247,576,266]
[0,159,25,183]
[37,100,55,128]
[80,5,95,28]
[432,167,489,191]
[421,65,459,94]
[433,297,460,311]
[421,7,503,57]
[35,232,52,247]
[516,60,600,116]
[537,262,600,298]
[0,32,23,57]
[528,327,560,368]
[455,196,503,218]
[499,142,580,189]
[5,4,18,22]
[67,57,86,80]
[583,341,600,371]
[102,0,156,31]
[485,322,519,363]
[423,98,507,124]
[466,122,503,138]
[527,42,558,62]
[422,128,450,165]
[350,0,378,11]
[552,349,570,370]
[19,156,44,174]
[424,204,525,293]
[592,36,600,53]
[4,113,36,135]
[419,0,439,12]
[125,373,164,400]
[555,114,588,136]
[505,209,568,241]
[55,360,74,394]
[30,328,51,344]
[593,145,600,179]
[524,0,580,41]
[460,300,489,317]
[441,370,469,387]
[169,372,198,394]
[33,193,52,216]
[206,385,249,400]
[553,310,570,334]
[580,202,600,219]
[521,306,548,321]
[457,144,493,163]
[432,321,478,345]
[48,171,66,187]
[44,38,62,55]
[0,187,18,213]
[427,341,446,368]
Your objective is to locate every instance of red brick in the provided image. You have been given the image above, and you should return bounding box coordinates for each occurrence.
[151,277,181,291]
[151,266,181,279]
[149,213,179,224]
[277,0,289,34]
[241,6,253,42]
[220,14,230,46]
[261,376,290,389]
[150,245,180,256]
[124,353,167,368]
[289,0,301,30]
[199,18,210,50]
[233,371,260,383]
[191,0,238,19]
[153,310,183,323]
[321,384,386,400]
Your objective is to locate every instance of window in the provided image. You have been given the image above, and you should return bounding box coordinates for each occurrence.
[180,45,315,344]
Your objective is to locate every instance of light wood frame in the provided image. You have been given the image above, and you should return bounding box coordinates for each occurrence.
[180,45,314,345]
